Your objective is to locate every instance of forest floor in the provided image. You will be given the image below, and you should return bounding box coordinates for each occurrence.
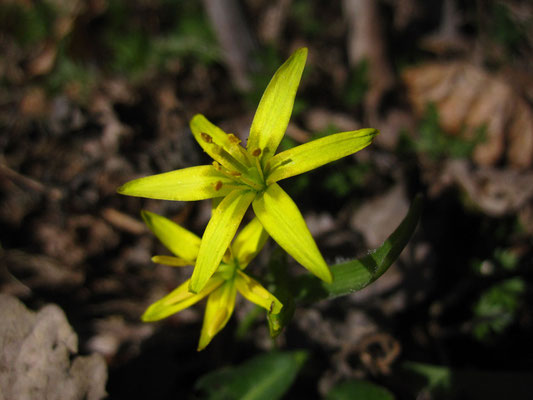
[1,1,533,399]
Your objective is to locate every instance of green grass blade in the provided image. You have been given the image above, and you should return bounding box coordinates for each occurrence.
[296,194,423,303]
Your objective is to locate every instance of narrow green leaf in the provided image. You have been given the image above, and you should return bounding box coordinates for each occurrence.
[195,351,308,400]
[141,210,200,262]
[266,128,379,184]
[190,189,255,293]
[117,165,235,201]
[326,380,395,400]
[247,48,307,164]
[253,183,332,283]
[295,194,423,302]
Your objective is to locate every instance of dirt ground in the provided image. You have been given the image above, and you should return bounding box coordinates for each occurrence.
[1,1,533,399]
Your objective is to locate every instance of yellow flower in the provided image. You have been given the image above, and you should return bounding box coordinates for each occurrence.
[118,48,378,293]
[140,210,282,351]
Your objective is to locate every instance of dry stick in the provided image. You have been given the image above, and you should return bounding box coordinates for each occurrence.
[342,0,395,123]
[0,163,63,200]
[202,0,257,91]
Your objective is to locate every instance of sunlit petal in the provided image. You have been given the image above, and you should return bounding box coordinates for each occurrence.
[118,165,234,201]
[190,114,251,169]
[141,210,200,262]
[235,271,282,314]
[141,276,224,322]
[252,183,332,283]
[247,48,307,164]
[266,128,378,184]
[232,217,269,269]
[198,280,237,351]
[190,189,256,293]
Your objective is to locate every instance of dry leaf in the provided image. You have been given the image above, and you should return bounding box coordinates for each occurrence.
[403,62,533,168]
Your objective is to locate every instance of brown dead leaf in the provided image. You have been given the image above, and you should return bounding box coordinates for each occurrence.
[101,208,146,235]
[27,41,58,77]
[19,87,48,117]
[440,159,533,216]
[403,62,533,168]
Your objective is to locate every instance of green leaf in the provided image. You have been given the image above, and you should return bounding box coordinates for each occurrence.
[402,362,452,392]
[195,351,307,400]
[247,48,307,164]
[326,380,395,400]
[266,128,378,184]
[472,277,525,341]
[295,194,422,303]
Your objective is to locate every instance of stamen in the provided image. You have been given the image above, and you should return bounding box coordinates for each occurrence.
[228,133,241,144]
[201,132,213,143]
[252,148,262,157]
[214,181,223,191]
[212,144,249,176]
[225,134,252,167]
[238,174,264,191]
[211,161,263,191]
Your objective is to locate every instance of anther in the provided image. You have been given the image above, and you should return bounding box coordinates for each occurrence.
[201,132,213,143]
[252,148,262,157]
[214,181,223,191]
[228,134,241,144]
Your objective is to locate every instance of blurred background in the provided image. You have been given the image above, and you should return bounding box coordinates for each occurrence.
[1,0,532,399]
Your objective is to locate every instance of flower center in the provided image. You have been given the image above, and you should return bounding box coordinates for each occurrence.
[201,132,267,192]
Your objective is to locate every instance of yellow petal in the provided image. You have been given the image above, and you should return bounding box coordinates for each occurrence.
[266,128,378,184]
[151,255,192,267]
[247,48,307,164]
[141,276,224,322]
[198,280,237,351]
[189,189,256,293]
[252,183,332,283]
[231,217,269,269]
[235,271,282,314]
[190,114,251,169]
[141,210,200,262]
[117,165,235,201]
